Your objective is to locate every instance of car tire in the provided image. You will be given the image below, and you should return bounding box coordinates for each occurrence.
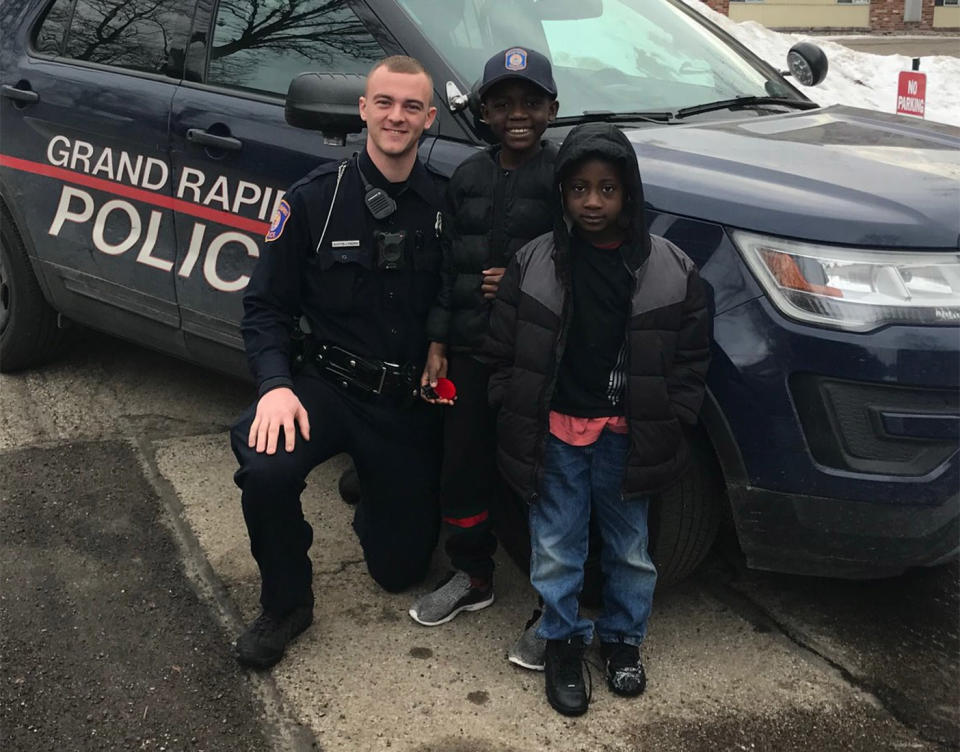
[0,208,61,372]
[648,430,724,586]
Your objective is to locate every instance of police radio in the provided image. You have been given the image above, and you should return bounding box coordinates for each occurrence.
[356,161,397,220]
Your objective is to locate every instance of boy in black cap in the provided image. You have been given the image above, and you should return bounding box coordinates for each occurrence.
[409,48,559,637]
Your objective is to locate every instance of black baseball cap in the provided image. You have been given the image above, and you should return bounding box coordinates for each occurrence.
[478,47,557,100]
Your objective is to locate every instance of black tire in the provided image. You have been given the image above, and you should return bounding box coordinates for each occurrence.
[0,208,60,372]
[648,431,724,586]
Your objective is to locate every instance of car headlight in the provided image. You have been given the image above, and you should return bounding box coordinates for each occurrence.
[732,230,960,332]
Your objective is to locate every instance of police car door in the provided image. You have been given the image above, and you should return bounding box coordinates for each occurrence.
[169,0,391,374]
[0,0,191,354]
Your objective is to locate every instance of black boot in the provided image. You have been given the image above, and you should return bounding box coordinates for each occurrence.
[236,605,313,669]
[544,637,589,716]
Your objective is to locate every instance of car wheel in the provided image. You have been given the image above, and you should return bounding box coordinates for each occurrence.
[0,209,60,372]
[648,430,724,586]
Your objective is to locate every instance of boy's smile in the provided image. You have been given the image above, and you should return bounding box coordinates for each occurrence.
[481,80,558,169]
[563,158,626,245]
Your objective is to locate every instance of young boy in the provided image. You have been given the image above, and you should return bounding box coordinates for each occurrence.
[408,48,559,630]
[483,122,711,716]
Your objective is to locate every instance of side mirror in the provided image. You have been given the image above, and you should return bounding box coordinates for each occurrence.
[786,43,828,87]
[285,72,365,144]
[467,79,496,145]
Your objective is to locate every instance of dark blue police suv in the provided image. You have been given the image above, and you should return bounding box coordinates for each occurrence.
[2,0,958,583]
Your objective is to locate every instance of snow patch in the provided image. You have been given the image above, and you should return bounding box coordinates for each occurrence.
[679,0,960,127]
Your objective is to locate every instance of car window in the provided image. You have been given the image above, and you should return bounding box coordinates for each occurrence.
[38,0,194,74]
[396,0,791,115]
[33,0,74,56]
[206,0,385,96]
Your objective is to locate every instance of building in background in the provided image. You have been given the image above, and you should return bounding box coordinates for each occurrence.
[700,0,960,31]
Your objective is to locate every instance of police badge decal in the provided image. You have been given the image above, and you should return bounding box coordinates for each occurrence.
[504,48,527,71]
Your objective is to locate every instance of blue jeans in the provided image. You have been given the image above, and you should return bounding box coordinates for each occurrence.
[530,431,657,647]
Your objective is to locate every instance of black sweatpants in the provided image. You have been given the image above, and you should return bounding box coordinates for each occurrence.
[440,353,502,580]
[230,366,442,615]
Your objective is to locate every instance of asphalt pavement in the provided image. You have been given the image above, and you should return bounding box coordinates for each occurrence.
[1,332,957,751]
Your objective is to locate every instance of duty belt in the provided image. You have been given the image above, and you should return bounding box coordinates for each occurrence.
[312,344,419,401]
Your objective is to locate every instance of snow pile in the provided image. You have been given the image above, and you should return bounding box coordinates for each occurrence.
[680,0,960,127]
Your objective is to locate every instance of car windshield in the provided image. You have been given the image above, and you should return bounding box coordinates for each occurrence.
[394,0,796,117]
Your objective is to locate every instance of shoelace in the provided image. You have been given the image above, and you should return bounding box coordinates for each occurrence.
[250,612,280,636]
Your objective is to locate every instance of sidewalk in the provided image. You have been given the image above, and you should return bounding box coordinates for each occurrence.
[816,35,959,58]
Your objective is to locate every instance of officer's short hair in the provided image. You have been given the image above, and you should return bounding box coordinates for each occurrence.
[368,56,434,104]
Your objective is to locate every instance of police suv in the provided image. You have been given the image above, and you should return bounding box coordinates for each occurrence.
[2,0,958,584]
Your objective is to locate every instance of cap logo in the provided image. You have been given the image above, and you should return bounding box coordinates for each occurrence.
[504,48,527,71]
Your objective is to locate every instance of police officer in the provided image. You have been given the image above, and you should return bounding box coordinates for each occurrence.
[230,56,443,669]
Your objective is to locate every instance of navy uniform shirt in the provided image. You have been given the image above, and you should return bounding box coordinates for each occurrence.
[242,149,443,395]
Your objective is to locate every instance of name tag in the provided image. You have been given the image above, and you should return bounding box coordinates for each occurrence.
[332,239,361,248]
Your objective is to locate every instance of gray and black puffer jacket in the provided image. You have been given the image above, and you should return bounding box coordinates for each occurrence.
[482,122,711,502]
[425,142,557,351]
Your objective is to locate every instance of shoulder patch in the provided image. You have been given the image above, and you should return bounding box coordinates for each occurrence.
[265,199,291,242]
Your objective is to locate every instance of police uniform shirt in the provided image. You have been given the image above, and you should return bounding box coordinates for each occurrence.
[242,149,443,395]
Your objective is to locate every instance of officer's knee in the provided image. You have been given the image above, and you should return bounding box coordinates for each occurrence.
[365,553,430,593]
[233,440,307,496]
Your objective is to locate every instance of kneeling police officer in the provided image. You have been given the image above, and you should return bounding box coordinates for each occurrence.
[230,56,443,669]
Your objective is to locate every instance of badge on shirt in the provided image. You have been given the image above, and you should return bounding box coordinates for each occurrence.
[505,48,527,71]
[265,199,291,242]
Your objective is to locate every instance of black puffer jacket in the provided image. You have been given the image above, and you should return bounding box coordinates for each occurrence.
[482,123,711,501]
[425,142,557,350]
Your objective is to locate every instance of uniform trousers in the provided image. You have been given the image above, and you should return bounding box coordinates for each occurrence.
[440,353,500,580]
[230,365,442,615]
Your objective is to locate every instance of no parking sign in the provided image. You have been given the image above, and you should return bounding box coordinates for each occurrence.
[896,69,926,118]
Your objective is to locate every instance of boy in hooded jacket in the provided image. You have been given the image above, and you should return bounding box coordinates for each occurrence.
[408,48,559,633]
[482,122,711,716]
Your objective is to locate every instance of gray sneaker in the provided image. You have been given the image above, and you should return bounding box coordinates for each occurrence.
[507,610,546,671]
[408,570,494,626]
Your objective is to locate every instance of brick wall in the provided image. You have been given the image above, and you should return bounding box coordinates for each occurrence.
[870,0,935,30]
[701,0,730,14]
[700,0,942,30]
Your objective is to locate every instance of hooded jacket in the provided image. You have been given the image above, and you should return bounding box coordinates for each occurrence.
[425,142,557,351]
[481,122,711,501]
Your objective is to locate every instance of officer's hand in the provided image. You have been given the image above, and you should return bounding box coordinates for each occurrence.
[481,267,506,299]
[248,387,311,454]
[420,342,454,406]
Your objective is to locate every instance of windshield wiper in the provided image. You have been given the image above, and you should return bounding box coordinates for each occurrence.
[550,110,676,126]
[675,96,819,119]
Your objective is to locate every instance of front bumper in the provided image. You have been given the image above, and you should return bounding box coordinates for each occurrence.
[711,295,959,578]
[729,484,959,579]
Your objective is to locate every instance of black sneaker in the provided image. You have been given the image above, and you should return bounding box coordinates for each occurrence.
[236,605,313,669]
[544,637,590,716]
[601,640,646,697]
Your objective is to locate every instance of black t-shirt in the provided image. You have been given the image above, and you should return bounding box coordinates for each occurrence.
[551,233,633,417]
